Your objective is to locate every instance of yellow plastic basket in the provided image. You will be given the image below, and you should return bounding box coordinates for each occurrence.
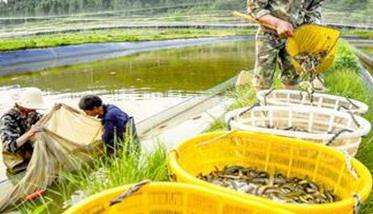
[168,131,372,214]
[64,182,291,214]
[286,24,340,74]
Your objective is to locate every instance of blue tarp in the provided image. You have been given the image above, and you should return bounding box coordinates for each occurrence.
[0,36,252,76]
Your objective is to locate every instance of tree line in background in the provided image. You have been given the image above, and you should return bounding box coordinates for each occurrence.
[0,0,369,17]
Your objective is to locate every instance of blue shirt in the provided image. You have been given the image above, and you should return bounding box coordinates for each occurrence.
[101,104,129,146]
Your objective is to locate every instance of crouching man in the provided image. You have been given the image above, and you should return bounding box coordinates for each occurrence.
[79,95,139,154]
[0,88,46,173]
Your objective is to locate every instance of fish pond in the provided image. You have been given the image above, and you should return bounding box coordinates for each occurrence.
[0,39,255,181]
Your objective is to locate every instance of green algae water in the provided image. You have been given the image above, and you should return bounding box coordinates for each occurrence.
[0,39,255,183]
[0,40,255,93]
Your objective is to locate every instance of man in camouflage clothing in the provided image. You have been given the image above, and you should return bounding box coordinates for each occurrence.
[0,88,45,173]
[247,0,324,90]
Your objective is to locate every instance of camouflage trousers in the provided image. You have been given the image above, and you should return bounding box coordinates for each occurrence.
[253,29,300,89]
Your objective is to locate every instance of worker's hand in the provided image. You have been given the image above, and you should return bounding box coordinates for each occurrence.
[16,125,43,148]
[275,20,294,37]
[28,125,42,138]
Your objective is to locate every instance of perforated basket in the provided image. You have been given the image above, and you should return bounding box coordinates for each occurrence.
[257,89,368,115]
[286,24,340,74]
[64,182,291,214]
[168,131,372,214]
[225,105,371,156]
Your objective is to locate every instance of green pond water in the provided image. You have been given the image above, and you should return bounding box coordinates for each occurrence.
[0,40,255,121]
[0,40,255,94]
[0,39,255,184]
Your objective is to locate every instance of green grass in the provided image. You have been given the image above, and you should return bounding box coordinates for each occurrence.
[341,29,373,40]
[15,138,169,213]
[325,41,373,213]
[359,47,373,56]
[0,24,370,52]
[0,28,255,52]
[205,118,228,132]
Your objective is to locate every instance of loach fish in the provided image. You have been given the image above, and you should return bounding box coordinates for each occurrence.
[294,51,328,74]
[197,165,339,204]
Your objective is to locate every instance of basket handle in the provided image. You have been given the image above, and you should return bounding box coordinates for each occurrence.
[337,106,362,129]
[347,111,361,128]
[353,193,361,214]
[345,97,359,109]
[337,105,350,112]
[342,150,359,180]
[326,129,353,146]
[262,88,275,106]
[328,138,359,180]
[196,130,238,147]
[299,86,315,103]
[227,102,260,130]
[227,117,234,131]
[337,106,361,128]
[109,180,151,206]
[337,97,359,111]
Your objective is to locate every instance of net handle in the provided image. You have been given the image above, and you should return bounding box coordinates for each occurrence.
[110,180,151,206]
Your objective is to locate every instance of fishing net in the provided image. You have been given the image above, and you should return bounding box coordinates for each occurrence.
[0,104,103,212]
[286,24,340,74]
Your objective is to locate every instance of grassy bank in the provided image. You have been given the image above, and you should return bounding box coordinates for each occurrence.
[1,27,371,52]
[206,40,373,213]
[359,47,373,56]
[0,28,255,52]
[16,140,169,213]
[325,43,373,214]
[342,29,373,40]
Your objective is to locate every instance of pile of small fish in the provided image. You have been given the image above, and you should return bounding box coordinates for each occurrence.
[294,51,327,73]
[254,124,310,133]
[197,165,339,204]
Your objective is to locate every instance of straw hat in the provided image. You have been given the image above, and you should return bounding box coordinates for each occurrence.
[16,87,47,110]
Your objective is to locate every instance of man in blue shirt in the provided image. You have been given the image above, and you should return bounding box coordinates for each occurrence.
[79,95,139,154]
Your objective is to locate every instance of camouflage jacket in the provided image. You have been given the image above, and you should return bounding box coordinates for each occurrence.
[247,0,324,30]
[0,106,42,171]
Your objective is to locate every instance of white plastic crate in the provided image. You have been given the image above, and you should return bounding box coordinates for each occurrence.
[226,105,371,156]
[257,89,368,115]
